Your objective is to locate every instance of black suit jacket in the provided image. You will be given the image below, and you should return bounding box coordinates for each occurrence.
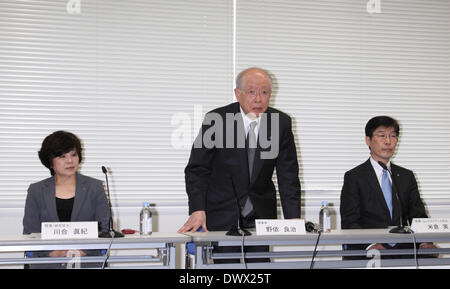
[185,102,301,231]
[340,159,428,254]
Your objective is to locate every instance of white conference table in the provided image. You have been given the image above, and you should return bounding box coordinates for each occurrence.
[0,232,190,269]
[186,228,450,269]
[2,229,450,269]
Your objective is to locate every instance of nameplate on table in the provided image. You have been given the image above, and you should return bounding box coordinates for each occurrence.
[255,219,306,236]
[411,218,450,233]
[41,222,98,240]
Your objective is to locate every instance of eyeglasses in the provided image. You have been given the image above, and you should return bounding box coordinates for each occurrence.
[373,133,398,140]
[243,89,271,98]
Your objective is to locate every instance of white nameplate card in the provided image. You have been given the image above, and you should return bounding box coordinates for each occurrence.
[255,219,306,236]
[411,218,450,233]
[41,222,98,240]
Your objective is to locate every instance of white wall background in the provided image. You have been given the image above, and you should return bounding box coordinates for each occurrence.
[0,0,449,267]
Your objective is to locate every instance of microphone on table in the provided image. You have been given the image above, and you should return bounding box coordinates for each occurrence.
[305,221,318,233]
[378,161,410,234]
[99,166,124,238]
[226,173,251,236]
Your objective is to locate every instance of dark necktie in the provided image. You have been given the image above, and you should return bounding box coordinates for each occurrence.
[242,121,257,218]
[247,121,258,178]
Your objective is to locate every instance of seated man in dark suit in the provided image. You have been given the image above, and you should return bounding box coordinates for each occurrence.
[340,116,436,260]
[178,67,301,263]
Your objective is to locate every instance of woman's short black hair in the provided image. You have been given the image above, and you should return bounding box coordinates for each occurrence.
[365,116,400,138]
[38,131,83,175]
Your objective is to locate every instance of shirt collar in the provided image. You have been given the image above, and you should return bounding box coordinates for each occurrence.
[370,156,391,175]
[239,106,260,128]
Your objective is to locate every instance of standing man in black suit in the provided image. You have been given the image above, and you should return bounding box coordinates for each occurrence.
[340,116,436,257]
[178,68,301,261]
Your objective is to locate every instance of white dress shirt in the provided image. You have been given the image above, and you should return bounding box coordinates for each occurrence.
[370,157,392,185]
[240,106,260,142]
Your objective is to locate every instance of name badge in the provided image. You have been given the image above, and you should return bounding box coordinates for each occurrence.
[41,222,98,239]
[255,219,306,236]
[411,218,450,233]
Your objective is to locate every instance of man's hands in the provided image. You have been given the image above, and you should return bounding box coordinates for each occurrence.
[368,243,438,250]
[419,243,438,250]
[178,210,208,233]
[367,242,438,258]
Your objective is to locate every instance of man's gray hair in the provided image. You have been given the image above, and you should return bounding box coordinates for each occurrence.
[235,67,273,90]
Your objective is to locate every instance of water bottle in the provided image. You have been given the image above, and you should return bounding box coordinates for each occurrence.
[140,202,152,235]
[319,201,331,233]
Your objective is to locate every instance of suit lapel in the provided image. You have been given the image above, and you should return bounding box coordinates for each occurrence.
[71,173,87,221]
[363,159,392,220]
[249,112,270,185]
[43,177,59,221]
[390,163,401,224]
[231,103,251,184]
[250,148,263,185]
